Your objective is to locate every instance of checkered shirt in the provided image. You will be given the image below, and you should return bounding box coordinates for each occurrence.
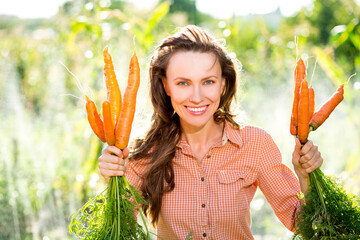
[126,120,301,240]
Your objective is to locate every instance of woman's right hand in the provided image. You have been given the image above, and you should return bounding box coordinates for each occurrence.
[98,145,130,182]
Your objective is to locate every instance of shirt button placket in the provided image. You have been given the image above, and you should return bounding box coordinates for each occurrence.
[200,176,206,210]
[198,157,208,230]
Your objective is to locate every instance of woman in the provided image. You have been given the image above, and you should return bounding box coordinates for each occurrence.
[99,25,323,239]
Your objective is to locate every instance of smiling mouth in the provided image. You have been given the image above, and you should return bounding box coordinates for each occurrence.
[185,105,208,114]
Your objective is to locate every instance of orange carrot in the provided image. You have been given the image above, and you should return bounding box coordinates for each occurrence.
[103,46,122,128]
[310,84,344,131]
[308,55,317,122]
[85,95,106,143]
[308,85,315,122]
[290,121,297,136]
[290,57,306,136]
[115,49,140,149]
[102,100,116,146]
[298,79,309,144]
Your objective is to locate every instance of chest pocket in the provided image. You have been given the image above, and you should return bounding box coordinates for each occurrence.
[216,170,252,212]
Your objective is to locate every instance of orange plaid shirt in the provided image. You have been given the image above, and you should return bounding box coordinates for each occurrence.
[126,120,301,240]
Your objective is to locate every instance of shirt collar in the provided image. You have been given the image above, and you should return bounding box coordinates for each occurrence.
[176,120,243,153]
[177,134,191,154]
[223,120,243,148]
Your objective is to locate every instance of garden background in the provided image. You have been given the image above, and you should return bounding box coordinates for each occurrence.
[1,0,360,239]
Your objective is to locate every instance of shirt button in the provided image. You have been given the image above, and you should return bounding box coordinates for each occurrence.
[206,155,211,158]
[203,233,207,237]
[201,203,206,208]
[201,177,205,181]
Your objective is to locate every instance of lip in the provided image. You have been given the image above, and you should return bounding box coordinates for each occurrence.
[185,105,209,115]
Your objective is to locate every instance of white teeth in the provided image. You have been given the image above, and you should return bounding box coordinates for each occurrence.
[187,106,207,112]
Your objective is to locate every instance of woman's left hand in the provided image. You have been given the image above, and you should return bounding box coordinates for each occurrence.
[292,138,323,180]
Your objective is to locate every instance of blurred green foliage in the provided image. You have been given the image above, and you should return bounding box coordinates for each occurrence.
[0,0,359,239]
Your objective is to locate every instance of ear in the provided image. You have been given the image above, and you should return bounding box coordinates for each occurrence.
[162,77,170,96]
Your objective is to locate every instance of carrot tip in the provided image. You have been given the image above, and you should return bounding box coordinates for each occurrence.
[102,100,110,106]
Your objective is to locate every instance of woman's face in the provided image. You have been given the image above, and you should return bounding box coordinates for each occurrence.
[162,51,225,131]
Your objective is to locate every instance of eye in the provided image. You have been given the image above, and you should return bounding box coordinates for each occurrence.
[204,79,215,85]
[177,81,188,86]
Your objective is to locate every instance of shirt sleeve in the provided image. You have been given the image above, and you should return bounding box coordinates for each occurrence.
[256,131,301,232]
[124,159,147,219]
[125,159,145,191]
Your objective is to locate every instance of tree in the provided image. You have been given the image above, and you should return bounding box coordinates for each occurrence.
[308,0,359,44]
[161,0,199,24]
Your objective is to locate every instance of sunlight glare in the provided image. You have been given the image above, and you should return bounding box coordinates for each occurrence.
[0,0,66,18]
[0,0,315,19]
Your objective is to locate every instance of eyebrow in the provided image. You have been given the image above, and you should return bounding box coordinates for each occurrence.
[173,75,218,81]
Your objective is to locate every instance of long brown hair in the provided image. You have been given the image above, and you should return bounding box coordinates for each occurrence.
[131,25,239,226]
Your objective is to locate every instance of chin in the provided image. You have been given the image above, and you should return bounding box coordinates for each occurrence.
[182,117,213,129]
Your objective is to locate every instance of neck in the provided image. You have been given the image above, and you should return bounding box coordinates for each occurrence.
[181,120,224,160]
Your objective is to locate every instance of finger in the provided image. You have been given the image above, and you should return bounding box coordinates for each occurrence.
[109,145,124,157]
[299,150,315,164]
[292,138,302,158]
[301,145,319,164]
[102,145,122,157]
[101,154,126,165]
[122,147,130,158]
[99,161,127,179]
[294,138,302,153]
[292,138,302,166]
[300,139,313,155]
[305,157,323,173]
[99,161,127,174]
[301,151,322,171]
[99,158,127,169]
[99,168,126,178]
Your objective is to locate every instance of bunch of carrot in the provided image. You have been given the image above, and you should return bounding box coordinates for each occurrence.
[69,46,152,239]
[290,57,345,143]
[290,56,360,239]
[84,45,139,149]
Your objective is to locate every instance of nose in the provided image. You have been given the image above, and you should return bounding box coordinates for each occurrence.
[189,85,203,103]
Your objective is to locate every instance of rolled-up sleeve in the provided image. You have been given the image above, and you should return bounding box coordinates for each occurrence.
[124,159,148,218]
[125,160,145,191]
[257,132,301,232]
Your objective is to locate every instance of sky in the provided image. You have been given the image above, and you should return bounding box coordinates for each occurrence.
[0,0,318,19]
